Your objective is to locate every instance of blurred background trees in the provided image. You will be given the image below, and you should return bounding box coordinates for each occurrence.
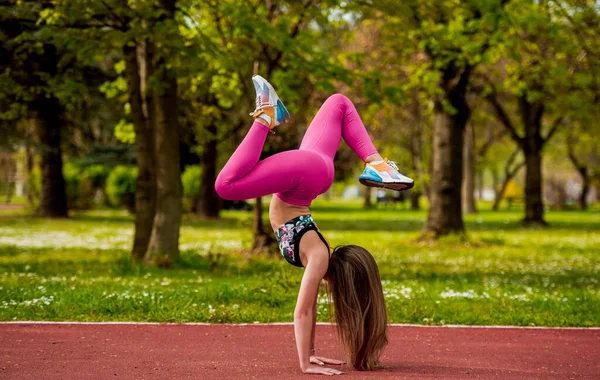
[1,0,598,264]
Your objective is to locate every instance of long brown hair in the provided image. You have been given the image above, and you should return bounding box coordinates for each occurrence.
[326,245,388,370]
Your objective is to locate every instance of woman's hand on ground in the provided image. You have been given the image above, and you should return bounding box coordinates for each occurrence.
[302,364,344,375]
[310,355,345,365]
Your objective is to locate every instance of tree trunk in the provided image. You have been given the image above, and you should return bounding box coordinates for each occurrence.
[493,176,511,211]
[520,97,546,226]
[423,68,470,238]
[32,97,68,218]
[145,0,182,265]
[363,186,372,209]
[253,196,275,251]
[124,43,156,261]
[462,123,476,214]
[25,143,35,206]
[197,122,220,218]
[145,68,182,264]
[523,150,545,224]
[410,191,420,210]
[476,169,484,201]
[580,173,590,210]
[492,149,524,211]
[409,90,422,211]
[491,168,502,211]
[492,184,503,211]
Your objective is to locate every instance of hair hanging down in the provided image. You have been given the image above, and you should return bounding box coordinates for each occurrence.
[326,245,388,370]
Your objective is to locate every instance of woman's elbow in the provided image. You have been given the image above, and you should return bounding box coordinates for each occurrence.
[294,306,315,320]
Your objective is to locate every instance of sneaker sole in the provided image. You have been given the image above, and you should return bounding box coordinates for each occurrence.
[359,178,414,192]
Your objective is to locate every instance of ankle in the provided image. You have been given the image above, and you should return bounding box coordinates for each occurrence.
[365,153,384,164]
[254,115,271,128]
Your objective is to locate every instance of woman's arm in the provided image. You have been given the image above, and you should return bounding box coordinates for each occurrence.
[310,302,316,354]
[294,234,342,375]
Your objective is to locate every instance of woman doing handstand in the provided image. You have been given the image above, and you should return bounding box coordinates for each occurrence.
[215,75,414,375]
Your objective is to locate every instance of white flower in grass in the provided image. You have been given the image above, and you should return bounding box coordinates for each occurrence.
[440,289,478,299]
[208,305,215,313]
[509,294,529,301]
[399,286,412,299]
[232,304,239,309]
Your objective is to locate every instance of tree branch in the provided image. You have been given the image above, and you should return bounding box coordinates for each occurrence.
[270,0,314,68]
[485,87,523,146]
[477,128,507,158]
[506,147,524,176]
[543,115,563,144]
[566,138,587,177]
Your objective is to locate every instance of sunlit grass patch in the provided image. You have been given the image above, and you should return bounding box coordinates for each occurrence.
[0,201,598,326]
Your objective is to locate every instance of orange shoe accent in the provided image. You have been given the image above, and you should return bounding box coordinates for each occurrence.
[252,107,276,132]
[370,161,389,172]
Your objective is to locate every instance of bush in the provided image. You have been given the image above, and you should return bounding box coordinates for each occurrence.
[182,165,202,212]
[105,165,137,213]
[84,164,111,206]
[64,162,94,210]
[84,164,110,190]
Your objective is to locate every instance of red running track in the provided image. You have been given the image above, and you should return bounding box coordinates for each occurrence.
[1,323,598,379]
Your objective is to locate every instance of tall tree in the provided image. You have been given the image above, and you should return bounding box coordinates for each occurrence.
[145,0,182,264]
[481,0,596,225]
[370,1,509,237]
[124,41,157,260]
[0,2,69,217]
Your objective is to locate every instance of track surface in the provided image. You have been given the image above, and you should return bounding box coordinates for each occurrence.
[1,323,598,379]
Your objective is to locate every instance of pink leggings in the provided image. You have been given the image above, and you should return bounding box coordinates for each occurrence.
[215,94,378,206]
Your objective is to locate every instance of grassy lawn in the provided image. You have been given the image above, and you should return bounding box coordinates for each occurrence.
[0,199,598,326]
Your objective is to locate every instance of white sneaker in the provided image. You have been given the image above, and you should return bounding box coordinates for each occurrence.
[358,159,414,191]
[249,75,290,128]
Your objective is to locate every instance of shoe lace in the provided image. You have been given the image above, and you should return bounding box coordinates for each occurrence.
[386,159,399,171]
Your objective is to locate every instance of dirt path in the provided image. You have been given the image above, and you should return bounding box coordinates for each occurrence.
[1,323,598,379]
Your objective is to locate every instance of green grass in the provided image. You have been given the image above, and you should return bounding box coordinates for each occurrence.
[0,199,598,326]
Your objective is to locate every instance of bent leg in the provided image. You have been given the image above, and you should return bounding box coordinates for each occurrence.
[215,121,269,195]
[215,121,329,204]
[299,93,378,162]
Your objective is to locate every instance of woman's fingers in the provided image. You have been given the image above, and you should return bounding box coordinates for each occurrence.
[314,356,344,365]
[304,365,344,375]
[310,356,325,365]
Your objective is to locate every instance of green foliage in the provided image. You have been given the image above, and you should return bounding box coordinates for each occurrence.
[105,166,137,213]
[63,162,93,210]
[113,119,135,144]
[83,165,110,190]
[182,165,202,212]
[182,165,202,199]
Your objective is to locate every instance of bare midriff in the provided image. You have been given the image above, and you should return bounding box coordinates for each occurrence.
[269,194,311,232]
